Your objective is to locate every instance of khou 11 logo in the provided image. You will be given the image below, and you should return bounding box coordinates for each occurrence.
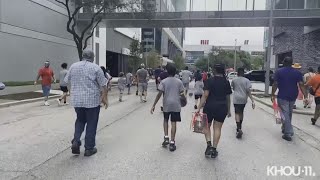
[267,166,316,177]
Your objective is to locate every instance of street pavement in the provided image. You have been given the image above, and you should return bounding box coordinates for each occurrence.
[0,83,320,179]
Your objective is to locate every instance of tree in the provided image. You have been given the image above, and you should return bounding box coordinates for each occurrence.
[173,55,186,71]
[129,37,143,72]
[55,0,140,60]
[195,46,254,71]
[251,56,264,70]
[145,50,160,69]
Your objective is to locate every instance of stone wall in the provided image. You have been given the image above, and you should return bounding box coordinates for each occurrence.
[274,26,320,72]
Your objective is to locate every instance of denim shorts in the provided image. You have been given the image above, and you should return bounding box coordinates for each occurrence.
[42,85,51,97]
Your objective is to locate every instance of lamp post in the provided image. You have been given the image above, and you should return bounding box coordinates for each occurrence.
[234,39,237,72]
[264,0,274,96]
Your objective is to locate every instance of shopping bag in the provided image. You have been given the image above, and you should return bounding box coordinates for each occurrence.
[273,100,283,124]
[180,94,187,107]
[191,112,208,134]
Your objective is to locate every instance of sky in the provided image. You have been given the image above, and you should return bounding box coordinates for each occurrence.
[184,0,266,49]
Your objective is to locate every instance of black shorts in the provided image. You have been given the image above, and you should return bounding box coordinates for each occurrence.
[60,86,68,93]
[315,97,320,105]
[204,103,228,123]
[163,112,181,122]
[195,95,202,100]
[234,104,246,114]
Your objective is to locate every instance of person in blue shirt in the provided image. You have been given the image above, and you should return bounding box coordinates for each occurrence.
[271,57,308,141]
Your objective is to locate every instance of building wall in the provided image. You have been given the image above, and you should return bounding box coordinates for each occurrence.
[0,0,79,82]
[105,28,133,55]
[273,27,320,71]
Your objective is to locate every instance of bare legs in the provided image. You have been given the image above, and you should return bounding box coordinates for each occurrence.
[171,122,177,141]
[212,121,223,148]
[163,120,177,141]
[204,121,223,148]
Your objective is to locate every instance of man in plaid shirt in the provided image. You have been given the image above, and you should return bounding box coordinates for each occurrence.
[64,50,108,157]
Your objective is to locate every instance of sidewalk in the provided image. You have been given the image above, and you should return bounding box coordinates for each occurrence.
[253,93,315,115]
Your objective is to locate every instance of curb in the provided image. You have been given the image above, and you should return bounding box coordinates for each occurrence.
[0,95,61,109]
[253,96,313,116]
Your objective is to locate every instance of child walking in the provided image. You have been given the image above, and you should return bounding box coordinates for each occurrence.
[151,64,185,152]
[118,72,126,102]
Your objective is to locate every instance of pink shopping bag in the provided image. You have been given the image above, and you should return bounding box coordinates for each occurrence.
[191,112,208,134]
[273,100,283,124]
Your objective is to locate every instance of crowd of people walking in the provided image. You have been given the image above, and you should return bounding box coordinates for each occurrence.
[27,50,320,158]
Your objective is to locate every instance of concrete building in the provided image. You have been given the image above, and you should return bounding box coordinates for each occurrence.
[141,0,186,61]
[269,0,320,71]
[184,44,263,65]
[0,0,79,82]
[93,27,140,77]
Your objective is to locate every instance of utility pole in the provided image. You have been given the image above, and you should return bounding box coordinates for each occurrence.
[264,0,274,96]
[234,39,237,72]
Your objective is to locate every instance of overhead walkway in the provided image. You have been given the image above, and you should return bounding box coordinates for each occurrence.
[78,9,320,28]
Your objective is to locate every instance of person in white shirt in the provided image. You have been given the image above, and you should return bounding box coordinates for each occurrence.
[179,66,193,94]
[194,70,204,109]
[231,68,255,139]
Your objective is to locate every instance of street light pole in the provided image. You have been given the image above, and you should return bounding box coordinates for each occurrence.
[234,39,237,72]
[264,0,275,96]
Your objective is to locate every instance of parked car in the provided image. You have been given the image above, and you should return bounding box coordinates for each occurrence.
[244,70,274,85]
[227,72,237,80]
[0,82,5,90]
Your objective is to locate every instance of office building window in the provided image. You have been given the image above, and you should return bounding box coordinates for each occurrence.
[95,43,100,65]
[288,0,304,9]
[306,0,320,8]
[275,0,287,9]
[96,26,100,37]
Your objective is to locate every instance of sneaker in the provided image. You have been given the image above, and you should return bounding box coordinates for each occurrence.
[169,141,176,152]
[211,148,219,158]
[205,146,214,157]
[71,141,80,155]
[236,129,243,139]
[136,91,138,96]
[57,99,61,106]
[311,118,317,125]
[44,101,50,106]
[282,135,292,141]
[194,105,198,109]
[162,137,170,147]
[64,102,69,105]
[84,148,97,157]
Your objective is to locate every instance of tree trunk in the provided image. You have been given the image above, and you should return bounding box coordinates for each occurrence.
[77,47,83,61]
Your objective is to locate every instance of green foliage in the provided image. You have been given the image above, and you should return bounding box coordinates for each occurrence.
[251,56,265,70]
[55,0,141,60]
[195,46,263,71]
[145,50,160,69]
[173,55,186,71]
[129,38,143,72]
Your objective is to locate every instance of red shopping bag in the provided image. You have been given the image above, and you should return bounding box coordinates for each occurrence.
[191,112,208,134]
[273,100,282,124]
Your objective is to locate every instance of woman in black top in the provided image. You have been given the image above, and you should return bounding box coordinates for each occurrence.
[198,64,232,158]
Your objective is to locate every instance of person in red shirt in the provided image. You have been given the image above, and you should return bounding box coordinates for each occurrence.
[202,71,208,81]
[35,61,56,106]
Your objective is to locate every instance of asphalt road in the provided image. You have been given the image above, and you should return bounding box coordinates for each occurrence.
[0,83,319,180]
